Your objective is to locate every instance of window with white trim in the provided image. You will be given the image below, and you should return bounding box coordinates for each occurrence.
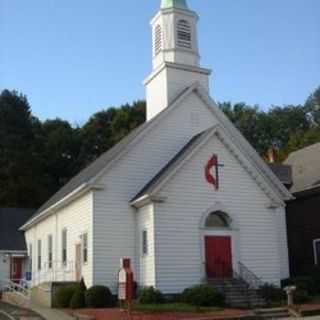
[29,243,33,273]
[142,230,148,256]
[154,24,162,55]
[37,240,42,271]
[82,233,88,264]
[62,229,67,265]
[177,19,192,49]
[314,239,320,265]
[48,234,53,269]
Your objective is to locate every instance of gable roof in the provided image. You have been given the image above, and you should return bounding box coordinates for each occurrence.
[131,125,292,207]
[284,142,320,192]
[22,82,293,230]
[0,208,35,251]
[131,127,211,203]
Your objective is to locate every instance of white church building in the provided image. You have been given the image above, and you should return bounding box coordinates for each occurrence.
[21,0,293,295]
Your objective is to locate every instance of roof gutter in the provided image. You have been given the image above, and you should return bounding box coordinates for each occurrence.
[20,182,104,231]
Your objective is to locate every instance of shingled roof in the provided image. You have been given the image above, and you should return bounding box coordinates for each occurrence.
[131,127,210,203]
[0,208,35,251]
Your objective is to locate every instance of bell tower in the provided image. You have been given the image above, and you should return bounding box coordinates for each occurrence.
[145,0,211,120]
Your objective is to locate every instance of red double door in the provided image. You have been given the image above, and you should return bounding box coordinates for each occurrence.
[205,236,233,279]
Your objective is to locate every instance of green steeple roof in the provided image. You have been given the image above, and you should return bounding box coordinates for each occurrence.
[161,0,188,10]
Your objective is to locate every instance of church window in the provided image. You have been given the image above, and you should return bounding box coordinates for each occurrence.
[28,243,33,273]
[82,233,88,264]
[205,211,230,228]
[62,229,67,266]
[37,240,42,271]
[48,234,53,269]
[177,19,192,49]
[154,24,162,55]
[142,230,148,255]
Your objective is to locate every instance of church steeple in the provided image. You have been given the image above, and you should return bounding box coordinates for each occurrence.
[151,0,199,69]
[144,0,211,121]
[161,0,188,10]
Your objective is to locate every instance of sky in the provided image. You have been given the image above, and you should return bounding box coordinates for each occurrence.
[1,0,319,125]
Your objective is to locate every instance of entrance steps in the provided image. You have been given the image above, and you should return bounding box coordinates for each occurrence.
[255,308,290,319]
[208,278,266,308]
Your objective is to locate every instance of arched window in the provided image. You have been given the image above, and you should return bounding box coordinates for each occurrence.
[177,19,192,49]
[154,24,162,55]
[205,211,230,228]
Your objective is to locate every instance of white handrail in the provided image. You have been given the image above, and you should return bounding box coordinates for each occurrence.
[2,279,31,299]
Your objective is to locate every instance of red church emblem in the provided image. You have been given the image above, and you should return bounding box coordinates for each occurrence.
[205,154,224,190]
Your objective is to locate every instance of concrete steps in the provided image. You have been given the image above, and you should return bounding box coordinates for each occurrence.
[208,278,266,308]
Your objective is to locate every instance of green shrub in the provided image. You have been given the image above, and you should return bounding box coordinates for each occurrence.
[310,266,320,294]
[70,289,86,309]
[55,284,80,308]
[282,277,315,295]
[294,290,312,304]
[138,287,165,305]
[259,283,285,305]
[79,278,87,291]
[182,284,225,307]
[85,285,113,308]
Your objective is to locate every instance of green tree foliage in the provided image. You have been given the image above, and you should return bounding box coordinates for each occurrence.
[0,90,46,207]
[0,86,319,209]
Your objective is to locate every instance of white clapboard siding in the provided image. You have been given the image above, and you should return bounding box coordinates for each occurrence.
[153,134,288,293]
[136,204,156,287]
[92,92,218,291]
[25,192,93,287]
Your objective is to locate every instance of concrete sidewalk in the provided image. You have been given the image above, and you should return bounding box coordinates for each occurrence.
[30,304,74,320]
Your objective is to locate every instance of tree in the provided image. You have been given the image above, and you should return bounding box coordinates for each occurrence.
[0,90,45,207]
[305,86,320,125]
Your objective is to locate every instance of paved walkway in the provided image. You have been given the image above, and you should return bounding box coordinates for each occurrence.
[0,302,44,320]
[29,304,73,320]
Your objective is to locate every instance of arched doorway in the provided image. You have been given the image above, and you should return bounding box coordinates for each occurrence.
[202,211,233,279]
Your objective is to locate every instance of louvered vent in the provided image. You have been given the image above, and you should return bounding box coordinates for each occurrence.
[177,19,192,49]
[154,25,162,55]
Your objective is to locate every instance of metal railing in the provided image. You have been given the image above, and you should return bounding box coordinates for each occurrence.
[1,279,31,301]
[238,261,263,289]
[28,260,75,287]
[204,260,263,289]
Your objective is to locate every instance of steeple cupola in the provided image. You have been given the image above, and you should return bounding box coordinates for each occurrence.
[161,0,188,10]
[151,0,199,69]
[144,0,211,121]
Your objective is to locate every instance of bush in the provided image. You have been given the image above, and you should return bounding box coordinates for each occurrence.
[294,290,312,304]
[85,285,113,308]
[138,287,165,305]
[259,283,285,305]
[282,277,315,295]
[182,285,225,307]
[70,289,86,309]
[55,284,80,308]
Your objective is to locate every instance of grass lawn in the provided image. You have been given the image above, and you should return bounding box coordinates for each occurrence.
[133,303,223,314]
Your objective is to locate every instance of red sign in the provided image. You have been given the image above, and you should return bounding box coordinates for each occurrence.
[118,258,134,302]
[205,154,223,190]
